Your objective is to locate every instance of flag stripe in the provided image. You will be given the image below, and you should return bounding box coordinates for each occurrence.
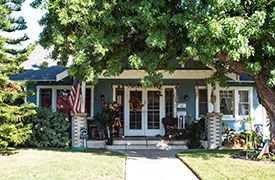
[70,79,81,114]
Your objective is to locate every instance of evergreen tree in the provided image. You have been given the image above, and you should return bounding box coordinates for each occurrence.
[0,0,36,149]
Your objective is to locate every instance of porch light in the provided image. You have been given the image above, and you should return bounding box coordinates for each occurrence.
[184,95,189,101]
[100,95,105,101]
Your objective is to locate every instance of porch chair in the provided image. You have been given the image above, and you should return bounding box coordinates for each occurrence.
[162,116,179,137]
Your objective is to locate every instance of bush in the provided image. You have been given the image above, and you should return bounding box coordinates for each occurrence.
[187,122,203,149]
[25,108,70,148]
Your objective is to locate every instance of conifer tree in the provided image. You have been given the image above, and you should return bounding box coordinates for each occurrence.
[0,0,36,149]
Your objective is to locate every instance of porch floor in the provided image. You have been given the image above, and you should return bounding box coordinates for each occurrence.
[87,137,189,150]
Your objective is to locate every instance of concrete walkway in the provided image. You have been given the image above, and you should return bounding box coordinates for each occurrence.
[119,149,199,180]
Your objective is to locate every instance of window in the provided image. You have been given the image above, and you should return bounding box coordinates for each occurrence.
[85,88,91,116]
[56,89,71,113]
[220,90,234,115]
[198,89,208,117]
[40,89,52,108]
[238,91,249,115]
[165,88,174,117]
[115,88,124,128]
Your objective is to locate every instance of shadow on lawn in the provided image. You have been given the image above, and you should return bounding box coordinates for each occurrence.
[0,148,18,156]
[177,149,244,160]
[21,147,123,157]
[1,147,123,157]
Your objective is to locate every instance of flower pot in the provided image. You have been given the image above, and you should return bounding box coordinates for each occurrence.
[105,137,113,145]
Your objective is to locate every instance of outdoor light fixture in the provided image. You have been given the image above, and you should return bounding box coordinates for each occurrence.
[100,95,105,101]
[184,95,189,101]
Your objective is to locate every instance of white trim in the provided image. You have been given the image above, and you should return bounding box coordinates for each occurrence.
[56,69,215,81]
[99,70,214,79]
[36,85,94,118]
[195,86,207,120]
[207,84,214,113]
[24,86,27,104]
[114,85,176,136]
[56,70,68,81]
[218,86,253,121]
[81,81,86,113]
[202,64,240,81]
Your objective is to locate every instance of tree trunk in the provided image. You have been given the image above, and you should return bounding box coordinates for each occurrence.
[254,74,275,139]
[216,53,275,139]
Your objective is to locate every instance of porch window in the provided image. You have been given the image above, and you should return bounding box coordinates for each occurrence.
[238,91,249,115]
[115,88,124,127]
[199,89,208,117]
[220,90,234,115]
[40,89,52,108]
[147,91,160,129]
[85,88,91,116]
[165,88,174,117]
[56,89,71,114]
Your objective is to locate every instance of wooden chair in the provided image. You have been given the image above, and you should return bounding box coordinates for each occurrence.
[162,116,179,137]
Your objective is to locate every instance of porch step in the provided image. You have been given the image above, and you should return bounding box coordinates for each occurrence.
[106,144,188,150]
[113,139,187,145]
[87,138,189,150]
[87,140,105,149]
[107,138,188,150]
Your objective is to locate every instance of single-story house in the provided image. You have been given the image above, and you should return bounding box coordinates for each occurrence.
[10,46,269,140]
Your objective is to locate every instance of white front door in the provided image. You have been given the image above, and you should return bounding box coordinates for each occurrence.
[124,88,164,136]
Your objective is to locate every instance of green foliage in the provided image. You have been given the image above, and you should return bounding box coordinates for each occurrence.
[93,108,115,129]
[0,0,36,149]
[30,0,274,88]
[187,122,203,149]
[0,0,35,76]
[39,61,49,69]
[25,108,70,148]
[31,0,275,137]
[0,76,36,149]
[93,105,116,138]
[240,117,263,159]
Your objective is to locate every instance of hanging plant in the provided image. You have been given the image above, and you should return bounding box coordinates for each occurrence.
[129,97,143,112]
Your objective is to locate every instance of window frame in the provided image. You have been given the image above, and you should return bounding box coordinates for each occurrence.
[195,86,208,120]
[219,89,235,118]
[219,87,253,120]
[37,85,94,118]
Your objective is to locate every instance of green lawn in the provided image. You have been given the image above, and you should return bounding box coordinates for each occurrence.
[0,148,125,180]
[177,149,275,180]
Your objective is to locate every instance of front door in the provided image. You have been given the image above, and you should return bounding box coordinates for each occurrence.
[125,88,163,136]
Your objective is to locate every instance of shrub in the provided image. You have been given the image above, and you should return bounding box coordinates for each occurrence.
[187,122,203,149]
[25,108,70,148]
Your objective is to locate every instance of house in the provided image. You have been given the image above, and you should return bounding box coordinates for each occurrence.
[10,46,269,145]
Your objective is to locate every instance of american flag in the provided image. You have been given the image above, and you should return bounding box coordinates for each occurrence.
[69,78,81,114]
[257,141,269,159]
[210,84,216,105]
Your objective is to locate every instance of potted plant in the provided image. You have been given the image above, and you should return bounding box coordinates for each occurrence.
[93,102,116,145]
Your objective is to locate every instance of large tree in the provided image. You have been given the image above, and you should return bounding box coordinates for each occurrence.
[0,0,36,149]
[31,0,274,137]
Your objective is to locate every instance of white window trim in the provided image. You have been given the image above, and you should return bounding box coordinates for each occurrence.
[218,86,253,121]
[112,85,177,118]
[36,85,94,118]
[195,86,207,120]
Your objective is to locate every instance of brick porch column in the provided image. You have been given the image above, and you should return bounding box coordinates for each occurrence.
[71,113,87,148]
[206,113,223,149]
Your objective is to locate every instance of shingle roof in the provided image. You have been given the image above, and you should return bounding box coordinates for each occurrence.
[10,66,67,81]
[237,73,254,81]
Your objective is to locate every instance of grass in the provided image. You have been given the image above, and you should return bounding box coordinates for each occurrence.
[0,148,125,180]
[177,149,275,180]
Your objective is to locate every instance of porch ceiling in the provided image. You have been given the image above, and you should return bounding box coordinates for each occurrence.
[56,69,215,81]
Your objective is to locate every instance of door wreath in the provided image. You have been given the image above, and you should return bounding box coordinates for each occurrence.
[129,97,143,112]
